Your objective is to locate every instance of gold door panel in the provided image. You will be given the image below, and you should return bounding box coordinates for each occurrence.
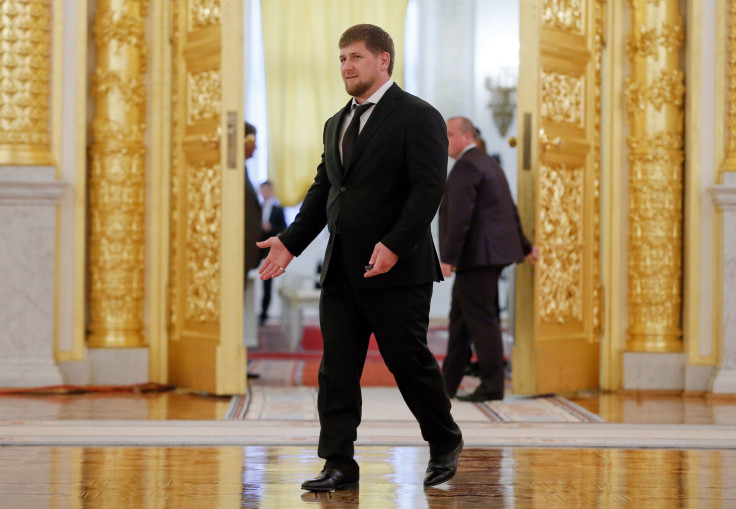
[168,0,246,395]
[514,0,602,394]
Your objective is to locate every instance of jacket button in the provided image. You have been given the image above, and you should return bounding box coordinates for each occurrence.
[340,186,346,192]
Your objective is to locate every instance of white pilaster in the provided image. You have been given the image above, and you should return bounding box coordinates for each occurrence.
[710,174,736,393]
[0,167,65,387]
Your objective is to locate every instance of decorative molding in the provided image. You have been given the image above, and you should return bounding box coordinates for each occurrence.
[0,180,65,204]
[0,0,53,165]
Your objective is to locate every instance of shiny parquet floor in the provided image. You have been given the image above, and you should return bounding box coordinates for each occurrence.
[3,321,736,508]
[2,390,736,507]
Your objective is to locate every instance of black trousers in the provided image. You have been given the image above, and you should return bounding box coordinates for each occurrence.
[260,278,272,320]
[317,251,462,473]
[442,265,506,398]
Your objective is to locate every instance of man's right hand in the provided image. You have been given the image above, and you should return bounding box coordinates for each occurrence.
[256,236,294,280]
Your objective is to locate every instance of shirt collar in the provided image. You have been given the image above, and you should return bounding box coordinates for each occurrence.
[456,143,477,160]
[351,79,394,109]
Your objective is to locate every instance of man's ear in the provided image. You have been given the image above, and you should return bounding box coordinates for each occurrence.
[380,52,390,71]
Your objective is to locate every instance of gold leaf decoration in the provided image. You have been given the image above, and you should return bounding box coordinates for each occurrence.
[543,0,584,34]
[541,70,584,126]
[187,69,221,123]
[538,163,585,325]
[185,161,222,323]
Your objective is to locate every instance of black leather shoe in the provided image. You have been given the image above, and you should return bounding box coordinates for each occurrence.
[424,439,463,487]
[301,468,359,492]
[457,390,503,402]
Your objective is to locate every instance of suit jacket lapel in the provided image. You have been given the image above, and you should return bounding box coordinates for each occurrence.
[343,83,403,179]
[325,101,351,183]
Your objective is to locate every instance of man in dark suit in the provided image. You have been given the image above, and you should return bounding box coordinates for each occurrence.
[257,24,463,491]
[258,180,287,325]
[244,122,264,379]
[244,122,264,275]
[439,117,538,402]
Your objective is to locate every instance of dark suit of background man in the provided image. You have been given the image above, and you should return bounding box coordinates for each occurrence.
[257,24,463,492]
[439,117,538,403]
[244,122,264,276]
[244,122,265,379]
[258,180,287,325]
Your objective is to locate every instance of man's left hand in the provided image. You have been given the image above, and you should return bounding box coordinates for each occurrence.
[364,242,398,278]
[440,262,453,278]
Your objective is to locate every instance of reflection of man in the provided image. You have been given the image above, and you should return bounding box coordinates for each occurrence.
[440,117,538,402]
[258,181,287,326]
[257,24,463,492]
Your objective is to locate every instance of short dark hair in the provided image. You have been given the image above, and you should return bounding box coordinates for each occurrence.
[244,122,257,137]
[339,24,395,76]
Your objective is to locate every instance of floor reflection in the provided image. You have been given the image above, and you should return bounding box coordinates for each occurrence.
[2,445,735,508]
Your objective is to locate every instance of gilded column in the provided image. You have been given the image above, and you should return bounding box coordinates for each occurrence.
[0,0,53,165]
[625,0,685,351]
[88,0,148,347]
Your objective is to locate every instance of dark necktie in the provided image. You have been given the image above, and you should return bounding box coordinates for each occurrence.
[341,102,374,170]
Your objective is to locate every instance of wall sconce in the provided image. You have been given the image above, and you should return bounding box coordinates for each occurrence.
[485,67,518,138]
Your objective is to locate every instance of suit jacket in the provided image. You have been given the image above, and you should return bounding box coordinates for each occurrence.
[244,170,264,272]
[279,83,446,288]
[439,147,531,272]
[264,200,287,236]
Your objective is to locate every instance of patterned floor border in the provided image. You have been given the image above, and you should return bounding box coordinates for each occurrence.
[224,387,604,423]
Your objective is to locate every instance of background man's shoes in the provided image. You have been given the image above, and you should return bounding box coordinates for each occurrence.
[424,439,463,487]
[457,390,503,402]
[301,468,359,492]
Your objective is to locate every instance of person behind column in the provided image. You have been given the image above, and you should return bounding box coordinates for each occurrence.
[258,180,287,326]
[244,122,264,378]
[256,24,463,491]
[244,122,264,273]
[439,116,538,402]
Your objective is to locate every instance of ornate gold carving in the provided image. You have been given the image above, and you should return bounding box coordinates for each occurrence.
[189,0,221,30]
[543,0,584,34]
[626,15,684,60]
[188,70,221,123]
[592,0,605,332]
[88,146,147,339]
[541,69,584,126]
[625,70,685,112]
[627,152,683,334]
[727,0,736,153]
[185,161,222,323]
[88,0,149,348]
[0,0,53,164]
[538,163,585,325]
[625,0,684,351]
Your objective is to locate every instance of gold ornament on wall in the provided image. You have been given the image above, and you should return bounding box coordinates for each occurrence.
[625,0,684,352]
[538,163,585,325]
[87,0,149,348]
[485,67,517,138]
[0,0,53,165]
